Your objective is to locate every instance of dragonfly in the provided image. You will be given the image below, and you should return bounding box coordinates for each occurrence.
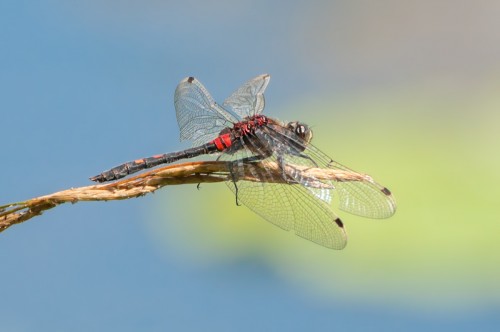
[91,74,396,249]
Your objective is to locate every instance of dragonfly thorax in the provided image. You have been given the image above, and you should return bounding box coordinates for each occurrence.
[232,114,269,137]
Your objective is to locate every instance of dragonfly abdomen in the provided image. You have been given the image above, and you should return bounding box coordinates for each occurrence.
[90,143,218,182]
[211,133,233,151]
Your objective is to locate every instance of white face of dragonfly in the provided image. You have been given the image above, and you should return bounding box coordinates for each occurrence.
[287,121,313,144]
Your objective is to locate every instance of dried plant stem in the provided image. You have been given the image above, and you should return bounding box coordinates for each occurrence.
[0,161,368,233]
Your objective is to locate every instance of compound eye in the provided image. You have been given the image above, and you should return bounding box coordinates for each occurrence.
[295,125,307,138]
[287,122,312,142]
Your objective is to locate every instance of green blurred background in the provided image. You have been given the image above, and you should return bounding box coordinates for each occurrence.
[151,76,500,314]
[1,0,499,330]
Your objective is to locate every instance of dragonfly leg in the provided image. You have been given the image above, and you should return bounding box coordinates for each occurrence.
[233,182,241,206]
[299,152,318,167]
[228,161,242,206]
[238,155,266,163]
[288,151,319,167]
[277,154,298,183]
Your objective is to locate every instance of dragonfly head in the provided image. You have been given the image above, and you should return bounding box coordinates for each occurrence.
[287,121,313,144]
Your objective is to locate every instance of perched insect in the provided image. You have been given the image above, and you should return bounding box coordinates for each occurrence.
[91,75,396,249]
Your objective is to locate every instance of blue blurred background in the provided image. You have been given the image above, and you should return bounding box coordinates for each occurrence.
[1,1,500,331]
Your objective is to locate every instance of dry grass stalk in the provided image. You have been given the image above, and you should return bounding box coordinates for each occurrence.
[0,160,368,233]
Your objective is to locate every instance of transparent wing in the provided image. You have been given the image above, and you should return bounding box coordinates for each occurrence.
[263,124,397,219]
[174,77,240,147]
[218,137,347,249]
[252,125,335,205]
[222,74,271,118]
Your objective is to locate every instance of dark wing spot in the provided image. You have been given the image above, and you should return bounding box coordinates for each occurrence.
[381,187,392,196]
[187,77,195,83]
[334,218,344,228]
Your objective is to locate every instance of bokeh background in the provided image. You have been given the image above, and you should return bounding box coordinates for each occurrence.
[1,1,500,331]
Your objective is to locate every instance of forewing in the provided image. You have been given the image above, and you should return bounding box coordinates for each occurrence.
[222,74,270,118]
[262,124,397,219]
[174,77,239,147]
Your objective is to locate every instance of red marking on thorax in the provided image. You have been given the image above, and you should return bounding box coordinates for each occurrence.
[211,115,269,151]
[234,115,268,136]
